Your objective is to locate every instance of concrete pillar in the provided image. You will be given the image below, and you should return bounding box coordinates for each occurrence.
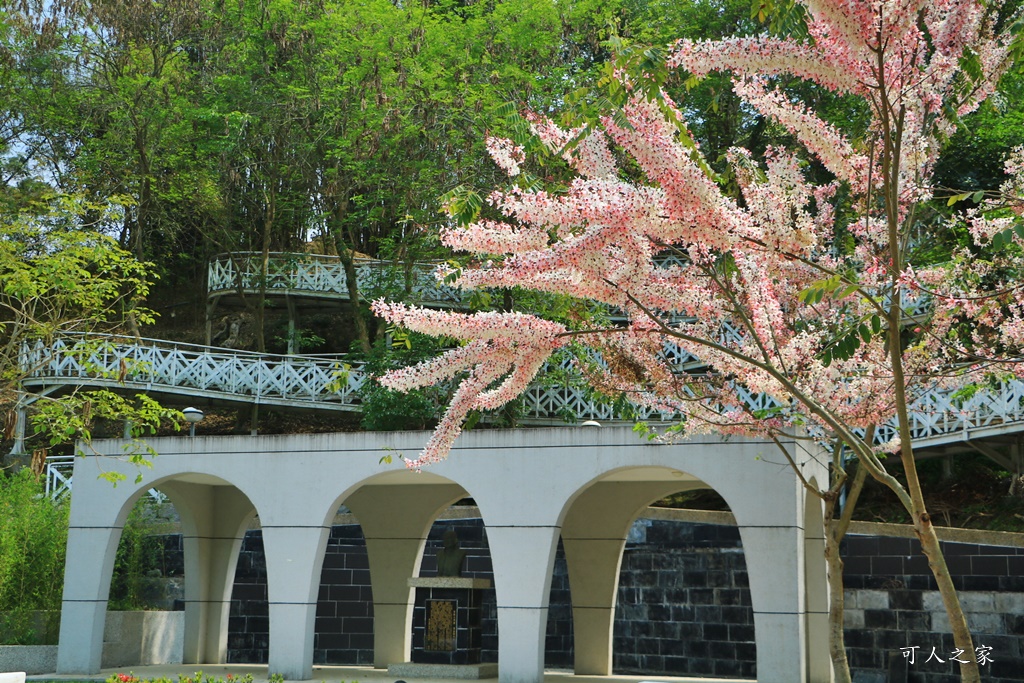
[738,525,809,682]
[723,437,829,683]
[561,480,697,675]
[56,458,141,675]
[346,483,465,668]
[486,525,560,683]
[160,482,256,665]
[262,524,330,680]
[56,526,122,673]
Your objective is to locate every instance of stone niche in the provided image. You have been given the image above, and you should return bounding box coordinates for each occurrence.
[410,577,490,665]
[389,577,498,679]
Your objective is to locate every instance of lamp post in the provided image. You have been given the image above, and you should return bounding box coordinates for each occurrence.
[183,407,204,437]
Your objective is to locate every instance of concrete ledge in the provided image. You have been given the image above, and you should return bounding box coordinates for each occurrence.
[0,646,57,675]
[388,662,498,679]
[408,577,492,589]
[645,505,1024,548]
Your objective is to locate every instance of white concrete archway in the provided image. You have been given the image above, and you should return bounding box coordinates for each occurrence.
[56,471,258,675]
[57,427,830,683]
[558,468,719,675]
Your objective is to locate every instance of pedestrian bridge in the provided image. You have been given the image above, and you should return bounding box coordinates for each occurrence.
[20,332,1024,452]
[207,252,463,307]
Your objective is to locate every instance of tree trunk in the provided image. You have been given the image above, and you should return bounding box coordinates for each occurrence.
[330,205,371,354]
[825,457,868,683]
[825,533,851,683]
[256,197,273,353]
[911,500,979,680]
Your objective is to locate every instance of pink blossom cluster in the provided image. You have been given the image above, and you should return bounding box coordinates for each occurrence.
[371,302,569,466]
[484,137,524,177]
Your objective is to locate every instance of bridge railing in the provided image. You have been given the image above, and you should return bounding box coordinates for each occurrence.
[208,252,463,307]
[20,333,364,410]
[44,454,75,499]
[875,378,1024,447]
[20,333,1023,448]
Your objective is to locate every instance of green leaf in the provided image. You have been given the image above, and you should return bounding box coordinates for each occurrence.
[947,192,971,207]
[494,101,518,118]
[835,284,859,300]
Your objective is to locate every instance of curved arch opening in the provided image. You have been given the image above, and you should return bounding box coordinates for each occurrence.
[558,465,756,679]
[223,470,475,668]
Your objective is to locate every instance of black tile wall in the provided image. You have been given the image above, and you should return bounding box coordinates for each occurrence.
[153,519,1024,682]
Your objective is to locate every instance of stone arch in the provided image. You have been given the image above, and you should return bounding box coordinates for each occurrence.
[153,475,258,666]
[56,469,258,675]
[325,469,468,669]
[58,427,825,683]
[558,465,726,675]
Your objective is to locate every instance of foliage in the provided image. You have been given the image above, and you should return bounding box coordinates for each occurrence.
[0,190,183,461]
[357,333,452,431]
[0,193,154,349]
[109,496,176,611]
[0,469,68,644]
[107,672,257,683]
[0,472,177,644]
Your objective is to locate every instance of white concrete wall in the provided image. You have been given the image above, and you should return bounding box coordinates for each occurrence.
[103,611,184,668]
[57,427,826,683]
[8,611,182,674]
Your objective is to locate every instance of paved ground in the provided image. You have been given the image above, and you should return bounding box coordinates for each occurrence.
[26,664,751,683]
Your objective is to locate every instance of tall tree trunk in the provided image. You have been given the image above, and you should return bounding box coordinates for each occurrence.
[256,194,274,353]
[824,533,851,683]
[873,30,980,678]
[134,140,152,260]
[330,201,370,354]
[825,458,868,683]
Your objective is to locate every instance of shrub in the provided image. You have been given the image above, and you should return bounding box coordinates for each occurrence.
[0,469,69,643]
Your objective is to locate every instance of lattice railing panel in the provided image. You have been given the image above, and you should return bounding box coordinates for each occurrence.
[21,334,363,410]
[208,252,462,307]
[45,455,75,500]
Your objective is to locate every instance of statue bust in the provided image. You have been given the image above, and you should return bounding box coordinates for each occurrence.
[435,527,468,577]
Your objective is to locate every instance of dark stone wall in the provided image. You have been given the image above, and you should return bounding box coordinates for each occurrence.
[222,518,753,675]
[195,517,1024,682]
[840,535,1024,683]
[227,532,269,663]
[313,525,373,665]
[612,520,755,678]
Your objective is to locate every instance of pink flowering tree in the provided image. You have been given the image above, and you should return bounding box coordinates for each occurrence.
[373,1,1022,680]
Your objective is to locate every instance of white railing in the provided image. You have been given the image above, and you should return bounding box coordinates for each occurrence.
[20,333,364,411]
[208,252,463,307]
[877,379,1024,447]
[20,334,1024,450]
[44,454,75,499]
